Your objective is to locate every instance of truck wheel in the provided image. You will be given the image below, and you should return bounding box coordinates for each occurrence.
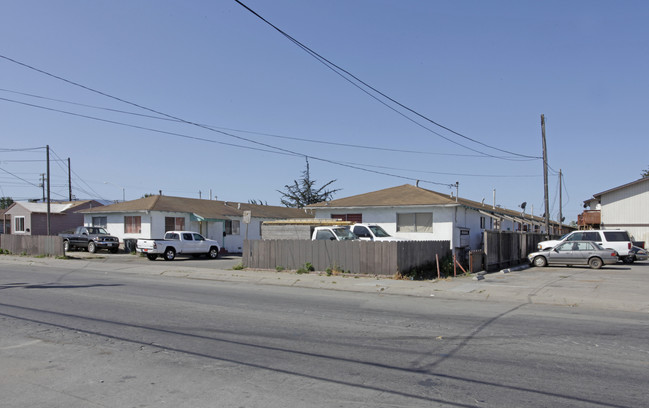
[88,241,97,253]
[163,248,176,261]
[208,247,219,259]
[588,257,603,269]
[64,240,70,252]
[622,256,634,264]
[146,254,158,261]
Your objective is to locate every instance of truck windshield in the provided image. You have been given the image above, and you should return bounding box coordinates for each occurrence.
[87,227,108,235]
[333,227,357,241]
[368,225,391,238]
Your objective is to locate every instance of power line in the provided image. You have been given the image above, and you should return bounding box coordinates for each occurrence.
[0,94,454,188]
[233,0,541,161]
[0,87,535,161]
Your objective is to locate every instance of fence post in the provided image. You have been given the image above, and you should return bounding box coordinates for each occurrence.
[436,253,440,279]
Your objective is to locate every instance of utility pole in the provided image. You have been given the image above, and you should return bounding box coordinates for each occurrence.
[541,114,550,238]
[558,169,563,235]
[46,145,51,235]
[68,158,72,201]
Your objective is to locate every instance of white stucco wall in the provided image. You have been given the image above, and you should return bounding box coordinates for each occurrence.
[83,211,271,253]
[84,212,153,243]
[314,205,472,250]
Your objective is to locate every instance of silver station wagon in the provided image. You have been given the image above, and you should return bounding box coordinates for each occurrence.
[528,240,618,269]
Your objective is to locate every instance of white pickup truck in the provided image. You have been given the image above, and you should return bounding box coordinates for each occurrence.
[137,231,221,261]
[311,226,358,241]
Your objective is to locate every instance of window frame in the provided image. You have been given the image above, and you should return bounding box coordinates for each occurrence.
[14,216,25,233]
[92,216,107,228]
[225,220,241,235]
[396,212,433,233]
[124,215,141,234]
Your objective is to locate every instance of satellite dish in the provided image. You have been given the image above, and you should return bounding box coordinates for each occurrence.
[520,202,527,210]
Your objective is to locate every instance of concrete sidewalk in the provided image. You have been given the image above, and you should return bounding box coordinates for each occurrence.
[2,253,648,313]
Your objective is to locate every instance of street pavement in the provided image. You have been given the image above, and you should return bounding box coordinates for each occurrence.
[2,251,648,313]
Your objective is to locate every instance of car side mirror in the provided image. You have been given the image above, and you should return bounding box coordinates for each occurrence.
[330,237,336,241]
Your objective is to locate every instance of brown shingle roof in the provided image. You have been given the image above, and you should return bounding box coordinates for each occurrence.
[309,184,553,225]
[81,195,314,220]
[309,184,457,208]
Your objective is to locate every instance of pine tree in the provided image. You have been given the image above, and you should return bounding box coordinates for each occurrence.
[278,159,340,208]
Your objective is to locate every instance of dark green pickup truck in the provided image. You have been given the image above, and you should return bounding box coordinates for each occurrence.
[60,226,120,253]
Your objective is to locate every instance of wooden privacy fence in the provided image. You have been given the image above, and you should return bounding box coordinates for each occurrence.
[483,231,547,271]
[0,234,64,257]
[244,240,450,276]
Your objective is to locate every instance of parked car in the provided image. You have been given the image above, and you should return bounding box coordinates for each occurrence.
[628,246,648,262]
[311,226,358,241]
[136,231,221,261]
[528,240,618,269]
[537,229,633,263]
[352,224,402,241]
[60,226,120,253]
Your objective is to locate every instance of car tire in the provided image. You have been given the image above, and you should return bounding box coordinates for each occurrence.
[208,247,219,259]
[163,248,176,261]
[88,241,97,253]
[146,254,158,261]
[533,256,547,267]
[588,257,603,269]
[63,240,70,252]
[622,256,635,264]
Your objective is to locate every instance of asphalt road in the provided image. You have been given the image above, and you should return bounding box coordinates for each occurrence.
[1,255,648,407]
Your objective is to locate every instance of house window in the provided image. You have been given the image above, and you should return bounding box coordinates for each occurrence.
[92,217,107,228]
[14,216,25,233]
[331,214,362,223]
[480,216,486,229]
[396,213,432,233]
[165,217,185,232]
[225,220,240,235]
[124,216,141,234]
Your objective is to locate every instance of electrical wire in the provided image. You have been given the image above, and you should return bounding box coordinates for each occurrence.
[0,87,536,160]
[0,95,454,188]
[233,0,541,160]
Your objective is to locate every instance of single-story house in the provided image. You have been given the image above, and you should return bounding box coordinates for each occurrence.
[308,184,559,252]
[80,194,314,253]
[3,200,103,236]
[581,177,649,244]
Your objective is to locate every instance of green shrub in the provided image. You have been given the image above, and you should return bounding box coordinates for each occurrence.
[232,262,244,270]
[275,266,285,272]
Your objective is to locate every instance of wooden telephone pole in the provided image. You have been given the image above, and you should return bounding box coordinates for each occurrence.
[541,115,550,238]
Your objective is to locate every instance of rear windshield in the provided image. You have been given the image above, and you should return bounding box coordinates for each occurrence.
[603,231,630,241]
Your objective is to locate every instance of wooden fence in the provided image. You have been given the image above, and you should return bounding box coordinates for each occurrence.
[483,231,548,271]
[243,240,450,276]
[0,234,64,257]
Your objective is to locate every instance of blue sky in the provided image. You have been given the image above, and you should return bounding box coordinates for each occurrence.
[1,1,647,223]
